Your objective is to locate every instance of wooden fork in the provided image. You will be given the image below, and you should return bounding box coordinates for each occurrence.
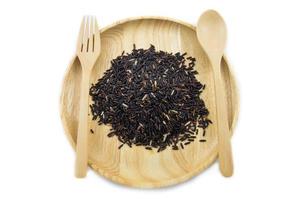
[75,16,101,178]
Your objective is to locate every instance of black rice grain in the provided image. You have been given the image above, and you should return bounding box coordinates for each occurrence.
[89,45,211,152]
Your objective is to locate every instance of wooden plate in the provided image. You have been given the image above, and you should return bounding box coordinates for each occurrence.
[60,16,239,188]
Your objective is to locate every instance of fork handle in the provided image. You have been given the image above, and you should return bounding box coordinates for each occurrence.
[75,68,91,178]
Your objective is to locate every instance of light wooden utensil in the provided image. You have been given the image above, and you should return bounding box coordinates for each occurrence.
[75,16,101,178]
[61,17,238,187]
[196,10,233,177]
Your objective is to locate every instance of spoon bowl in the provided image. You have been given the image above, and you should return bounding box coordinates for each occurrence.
[196,10,227,64]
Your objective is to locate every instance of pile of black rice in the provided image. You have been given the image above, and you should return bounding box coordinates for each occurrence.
[89,45,211,152]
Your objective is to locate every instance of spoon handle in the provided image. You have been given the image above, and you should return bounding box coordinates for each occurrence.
[212,61,233,177]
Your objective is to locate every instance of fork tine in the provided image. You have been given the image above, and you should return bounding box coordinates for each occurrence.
[87,16,94,52]
[84,16,90,52]
[83,16,89,52]
[93,17,101,53]
[76,16,87,53]
[91,16,95,52]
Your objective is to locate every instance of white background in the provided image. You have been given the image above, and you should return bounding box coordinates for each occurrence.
[0,0,299,199]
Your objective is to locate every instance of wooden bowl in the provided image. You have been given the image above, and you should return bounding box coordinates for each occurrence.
[60,16,239,188]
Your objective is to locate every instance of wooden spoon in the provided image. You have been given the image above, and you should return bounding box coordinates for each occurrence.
[196,10,233,177]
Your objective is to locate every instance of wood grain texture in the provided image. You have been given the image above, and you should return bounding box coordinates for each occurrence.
[60,16,239,188]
